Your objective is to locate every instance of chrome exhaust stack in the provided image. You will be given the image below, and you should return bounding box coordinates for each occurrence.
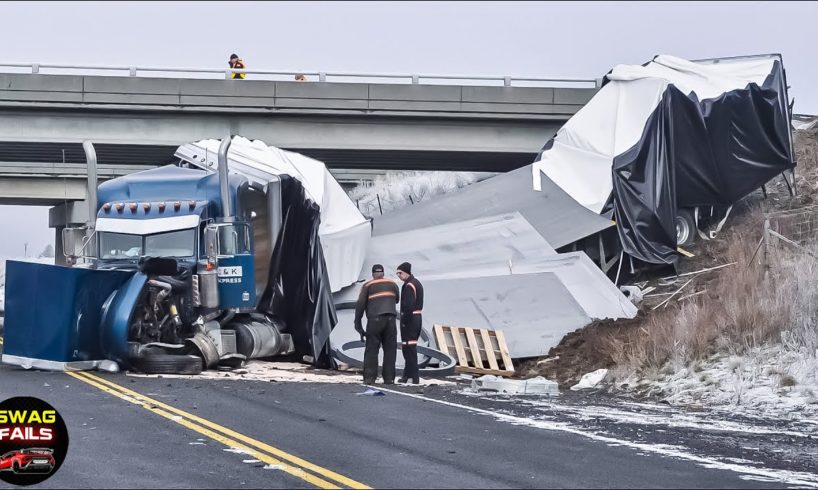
[83,140,98,230]
[218,136,232,219]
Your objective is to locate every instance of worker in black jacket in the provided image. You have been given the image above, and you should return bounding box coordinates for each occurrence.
[396,261,423,384]
[354,264,400,384]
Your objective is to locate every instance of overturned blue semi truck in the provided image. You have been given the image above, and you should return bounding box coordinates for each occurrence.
[2,138,338,374]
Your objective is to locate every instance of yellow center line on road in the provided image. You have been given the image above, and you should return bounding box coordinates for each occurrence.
[65,372,338,489]
[0,337,369,488]
[69,371,370,489]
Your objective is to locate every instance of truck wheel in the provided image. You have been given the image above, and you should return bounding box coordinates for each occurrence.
[675,209,696,247]
[131,354,203,375]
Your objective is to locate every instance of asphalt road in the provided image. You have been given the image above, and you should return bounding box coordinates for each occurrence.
[0,353,802,489]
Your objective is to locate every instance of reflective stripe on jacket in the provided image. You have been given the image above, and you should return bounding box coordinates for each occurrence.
[354,278,400,330]
[400,275,424,322]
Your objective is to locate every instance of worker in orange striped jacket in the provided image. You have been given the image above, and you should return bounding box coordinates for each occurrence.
[354,264,400,385]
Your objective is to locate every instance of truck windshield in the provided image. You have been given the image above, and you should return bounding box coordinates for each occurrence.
[145,229,196,257]
[99,229,195,259]
[99,232,142,259]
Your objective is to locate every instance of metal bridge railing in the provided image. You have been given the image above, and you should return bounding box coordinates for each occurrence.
[0,62,602,88]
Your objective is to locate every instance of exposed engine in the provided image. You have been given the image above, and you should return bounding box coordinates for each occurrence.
[128,270,195,346]
[126,257,295,375]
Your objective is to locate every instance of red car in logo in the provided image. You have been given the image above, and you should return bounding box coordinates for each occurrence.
[0,448,55,474]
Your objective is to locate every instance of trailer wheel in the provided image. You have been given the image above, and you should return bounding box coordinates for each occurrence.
[675,209,696,247]
[131,354,203,375]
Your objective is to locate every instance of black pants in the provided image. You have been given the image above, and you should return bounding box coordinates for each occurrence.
[400,314,422,382]
[363,315,397,384]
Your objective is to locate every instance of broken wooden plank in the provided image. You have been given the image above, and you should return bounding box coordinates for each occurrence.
[660,262,736,281]
[480,329,500,371]
[652,278,693,310]
[456,366,516,377]
[494,330,514,373]
[464,327,484,369]
[449,326,470,367]
[768,229,818,259]
[679,290,707,301]
[677,246,695,258]
[433,324,448,352]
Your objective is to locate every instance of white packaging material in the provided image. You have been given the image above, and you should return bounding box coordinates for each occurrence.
[471,375,559,395]
[570,369,608,391]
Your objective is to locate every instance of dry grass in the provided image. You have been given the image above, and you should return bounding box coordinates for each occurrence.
[600,216,818,391]
[794,126,818,200]
[598,224,817,381]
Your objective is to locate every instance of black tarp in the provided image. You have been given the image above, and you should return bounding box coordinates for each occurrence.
[257,176,337,368]
[611,59,794,264]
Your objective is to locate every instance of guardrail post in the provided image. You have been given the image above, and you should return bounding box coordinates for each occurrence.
[225,70,232,80]
[31,64,39,74]
[595,78,604,88]
[503,76,511,87]
[319,72,326,82]
[129,67,137,77]
[411,75,420,84]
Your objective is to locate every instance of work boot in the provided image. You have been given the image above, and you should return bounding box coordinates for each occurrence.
[397,377,408,384]
[363,379,376,385]
[411,378,420,385]
[383,380,395,385]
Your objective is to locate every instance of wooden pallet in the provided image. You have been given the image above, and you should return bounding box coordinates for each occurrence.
[432,324,514,377]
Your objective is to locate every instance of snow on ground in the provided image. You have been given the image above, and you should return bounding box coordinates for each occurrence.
[347,171,491,218]
[614,344,818,419]
[398,385,818,488]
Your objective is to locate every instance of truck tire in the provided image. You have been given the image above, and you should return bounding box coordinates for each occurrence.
[675,209,696,247]
[131,354,203,375]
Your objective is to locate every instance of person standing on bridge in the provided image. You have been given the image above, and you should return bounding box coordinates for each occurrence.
[228,54,246,79]
[354,264,400,385]
[397,262,423,385]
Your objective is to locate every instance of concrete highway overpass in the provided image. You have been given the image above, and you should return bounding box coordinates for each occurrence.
[0,64,599,244]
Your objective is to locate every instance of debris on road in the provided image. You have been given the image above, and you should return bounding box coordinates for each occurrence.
[126,360,453,386]
[570,369,609,391]
[471,375,559,395]
[356,388,386,396]
[98,360,120,373]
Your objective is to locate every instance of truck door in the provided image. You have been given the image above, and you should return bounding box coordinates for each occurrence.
[206,222,257,309]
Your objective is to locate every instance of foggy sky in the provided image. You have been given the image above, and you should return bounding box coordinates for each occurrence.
[0,1,815,256]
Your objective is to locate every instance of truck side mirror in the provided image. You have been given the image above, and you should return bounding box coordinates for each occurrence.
[62,227,88,258]
[204,224,219,260]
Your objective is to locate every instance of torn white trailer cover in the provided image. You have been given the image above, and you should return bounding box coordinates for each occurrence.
[334,213,636,359]
[533,54,794,265]
[175,137,370,292]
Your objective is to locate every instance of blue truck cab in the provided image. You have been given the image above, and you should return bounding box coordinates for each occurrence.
[95,165,257,310]
[2,139,296,373]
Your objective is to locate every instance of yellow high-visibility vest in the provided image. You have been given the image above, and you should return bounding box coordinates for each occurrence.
[230,59,246,79]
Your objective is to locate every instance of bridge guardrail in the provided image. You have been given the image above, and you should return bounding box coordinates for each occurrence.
[0,62,602,88]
